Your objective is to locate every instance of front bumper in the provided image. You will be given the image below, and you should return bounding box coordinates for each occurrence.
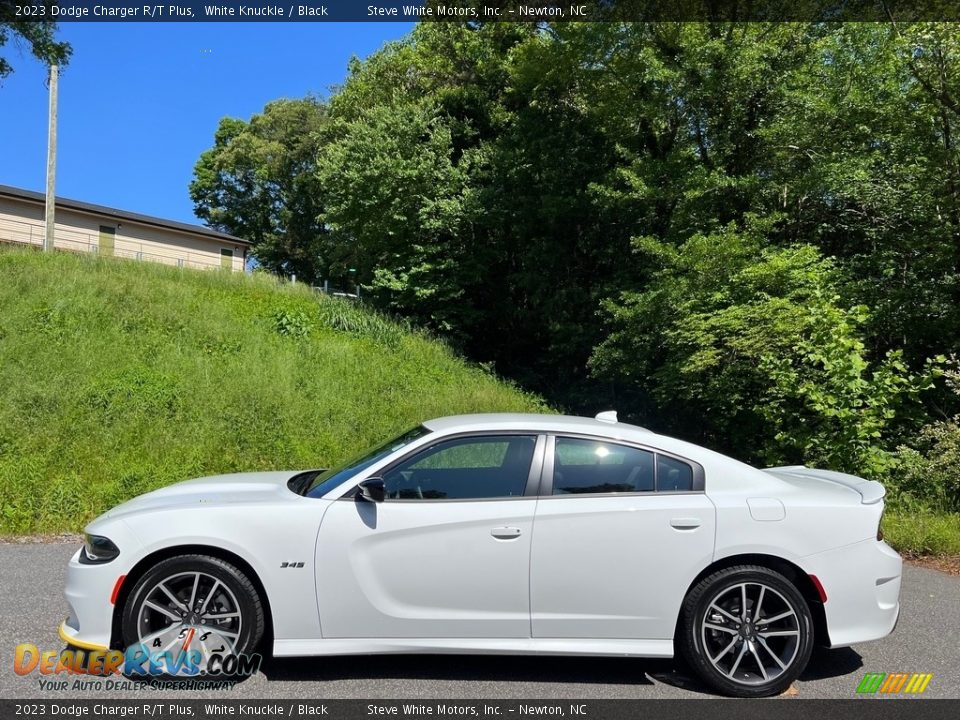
[61,546,128,651]
[803,538,902,648]
[58,620,108,651]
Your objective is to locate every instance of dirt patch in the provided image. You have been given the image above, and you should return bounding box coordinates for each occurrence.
[905,555,960,576]
[0,533,82,545]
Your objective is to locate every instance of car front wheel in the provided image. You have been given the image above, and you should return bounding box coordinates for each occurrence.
[120,554,265,676]
[679,565,814,697]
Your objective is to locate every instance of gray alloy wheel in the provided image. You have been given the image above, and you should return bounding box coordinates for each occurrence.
[679,565,815,697]
[700,581,801,685]
[135,570,243,670]
[121,555,264,676]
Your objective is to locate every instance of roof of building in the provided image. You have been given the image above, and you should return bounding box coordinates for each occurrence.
[0,184,251,246]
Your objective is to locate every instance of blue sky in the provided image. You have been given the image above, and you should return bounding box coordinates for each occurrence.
[0,22,413,224]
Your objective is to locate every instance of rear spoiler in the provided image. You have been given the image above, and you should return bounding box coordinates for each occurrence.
[764,465,886,505]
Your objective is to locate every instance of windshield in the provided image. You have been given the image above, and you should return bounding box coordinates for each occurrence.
[303,425,432,498]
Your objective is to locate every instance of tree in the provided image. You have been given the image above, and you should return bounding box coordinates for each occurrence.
[318,22,626,402]
[317,24,520,341]
[192,21,960,475]
[190,97,329,282]
[318,100,482,336]
[0,2,71,80]
[760,24,960,370]
[590,220,933,472]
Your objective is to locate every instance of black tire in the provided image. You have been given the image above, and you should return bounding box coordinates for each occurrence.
[121,554,264,676]
[678,565,814,697]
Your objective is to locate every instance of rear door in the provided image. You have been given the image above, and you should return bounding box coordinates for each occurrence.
[530,435,716,639]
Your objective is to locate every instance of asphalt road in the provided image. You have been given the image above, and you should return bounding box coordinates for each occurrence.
[1,541,957,700]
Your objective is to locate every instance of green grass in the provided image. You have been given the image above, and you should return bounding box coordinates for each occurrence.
[1,248,955,559]
[0,248,547,534]
[883,511,960,556]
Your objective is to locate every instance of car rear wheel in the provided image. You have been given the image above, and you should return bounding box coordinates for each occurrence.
[679,565,814,697]
[120,554,264,676]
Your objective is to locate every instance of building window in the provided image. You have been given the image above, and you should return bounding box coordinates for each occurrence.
[220,248,233,270]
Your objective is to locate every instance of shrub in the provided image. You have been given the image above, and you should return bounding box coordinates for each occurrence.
[893,364,960,513]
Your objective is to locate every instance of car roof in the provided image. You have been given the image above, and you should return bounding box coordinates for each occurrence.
[422,413,652,440]
[419,413,760,476]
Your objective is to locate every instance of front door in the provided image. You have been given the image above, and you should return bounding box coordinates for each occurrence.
[316,434,542,638]
[530,435,716,640]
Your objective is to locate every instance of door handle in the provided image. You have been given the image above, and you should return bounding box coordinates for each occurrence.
[670,517,702,530]
[490,526,522,540]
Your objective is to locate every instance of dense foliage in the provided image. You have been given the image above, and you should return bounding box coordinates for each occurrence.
[897,365,960,513]
[0,249,544,533]
[194,22,960,494]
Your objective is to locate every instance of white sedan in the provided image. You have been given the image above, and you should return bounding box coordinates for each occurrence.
[61,412,901,697]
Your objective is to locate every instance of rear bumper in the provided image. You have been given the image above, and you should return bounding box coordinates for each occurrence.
[802,538,902,648]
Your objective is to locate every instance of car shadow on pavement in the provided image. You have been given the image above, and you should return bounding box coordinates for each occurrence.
[650,647,865,694]
[261,654,666,686]
[799,647,864,681]
[260,647,864,696]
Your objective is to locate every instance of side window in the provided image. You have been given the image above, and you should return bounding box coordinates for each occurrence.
[552,437,698,494]
[657,454,694,492]
[382,435,536,500]
[553,438,654,494]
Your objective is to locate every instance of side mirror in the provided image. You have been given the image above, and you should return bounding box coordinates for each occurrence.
[358,477,386,503]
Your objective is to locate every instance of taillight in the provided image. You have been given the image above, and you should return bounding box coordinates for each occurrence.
[809,574,828,603]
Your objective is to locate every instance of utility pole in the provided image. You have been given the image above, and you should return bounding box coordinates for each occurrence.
[44,64,59,252]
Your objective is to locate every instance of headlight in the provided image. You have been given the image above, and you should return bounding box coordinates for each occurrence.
[80,534,120,564]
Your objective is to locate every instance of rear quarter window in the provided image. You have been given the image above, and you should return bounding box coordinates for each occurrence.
[552,436,700,495]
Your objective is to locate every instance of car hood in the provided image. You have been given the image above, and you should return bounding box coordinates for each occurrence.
[101,470,305,519]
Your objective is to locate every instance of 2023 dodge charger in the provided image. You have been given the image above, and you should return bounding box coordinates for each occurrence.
[61,413,901,696]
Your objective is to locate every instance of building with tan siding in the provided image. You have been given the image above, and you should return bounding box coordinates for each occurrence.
[0,184,250,272]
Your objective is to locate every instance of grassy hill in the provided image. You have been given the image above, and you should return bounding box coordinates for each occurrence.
[0,248,547,534]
